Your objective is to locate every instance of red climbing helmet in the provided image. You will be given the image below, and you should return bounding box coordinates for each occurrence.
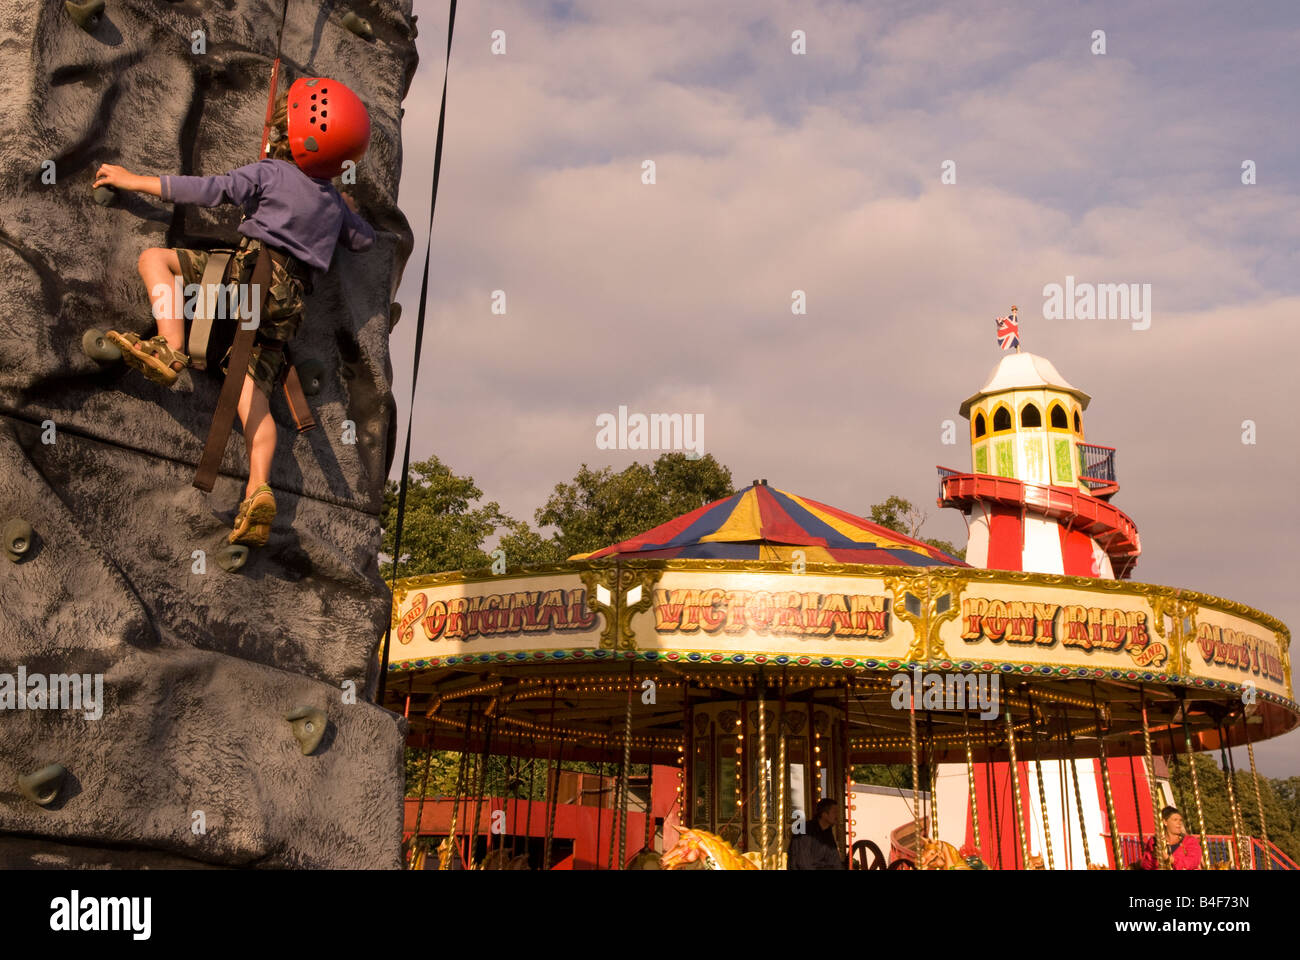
[286,77,371,179]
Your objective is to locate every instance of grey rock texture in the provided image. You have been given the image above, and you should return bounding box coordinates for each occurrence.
[0,0,419,867]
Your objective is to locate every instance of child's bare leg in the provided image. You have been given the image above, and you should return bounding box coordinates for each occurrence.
[137,247,186,368]
[235,373,276,498]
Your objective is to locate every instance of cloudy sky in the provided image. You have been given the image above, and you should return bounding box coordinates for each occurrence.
[387,1,1300,774]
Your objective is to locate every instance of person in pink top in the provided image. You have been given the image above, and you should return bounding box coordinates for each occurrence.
[1141,806,1201,869]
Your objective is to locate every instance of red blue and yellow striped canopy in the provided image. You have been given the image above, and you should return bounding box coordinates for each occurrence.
[571,484,965,566]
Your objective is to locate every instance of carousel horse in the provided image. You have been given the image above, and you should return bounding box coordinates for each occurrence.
[918,838,989,870]
[660,829,758,870]
[479,847,531,870]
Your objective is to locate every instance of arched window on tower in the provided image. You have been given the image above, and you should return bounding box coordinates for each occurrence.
[1049,403,1069,429]
[1020,403,1042,428]
[974,413,987,438]
[1073,410,1082,434]
[992,405,1012,433]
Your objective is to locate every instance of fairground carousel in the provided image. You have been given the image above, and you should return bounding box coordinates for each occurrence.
[380,352,1296,871]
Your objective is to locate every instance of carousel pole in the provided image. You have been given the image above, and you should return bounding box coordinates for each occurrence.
[842,677,851,867]
[1242,711,1270,868]
[469,709,496,868]
[1091,685,1124,869]
[1177,692,1209,869]
[1003,708,1030,869]
[407,740,434,869]
[909,673,922,865]
[1139,686,1169,870]
[617,661,635,870]
[682,672,692,830]
[542,688,560,870]
[644,740,656,853]
[441,701,475,870]
[963,711,981,854]
[981,720,1003,869]
[926,711,939,844]
[525,728,539,864]
[757,668,770,870]
[1064,715,1092,868]
[1219,722,1247,869]
[777,669,788,870]
[1025,691,1054,869]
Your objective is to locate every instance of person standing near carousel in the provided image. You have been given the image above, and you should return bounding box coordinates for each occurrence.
[788,799,846,870]
[1141,807,1201,870]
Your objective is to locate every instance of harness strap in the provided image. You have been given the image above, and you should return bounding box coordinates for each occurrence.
[187,251,234,371]
[279,343,317,432]
[192,243,272,492]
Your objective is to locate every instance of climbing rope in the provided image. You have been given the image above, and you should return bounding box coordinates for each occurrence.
[377,0,457,703]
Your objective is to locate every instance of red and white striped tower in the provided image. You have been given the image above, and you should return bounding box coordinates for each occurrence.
[938,351,1140,579]
[937,350,1163,868]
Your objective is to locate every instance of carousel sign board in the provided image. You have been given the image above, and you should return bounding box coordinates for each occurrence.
[635,570,914,660]
[389,572,603,662]
[1189,606,1287,694]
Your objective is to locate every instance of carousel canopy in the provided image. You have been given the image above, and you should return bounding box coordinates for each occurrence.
[570,481,966,566]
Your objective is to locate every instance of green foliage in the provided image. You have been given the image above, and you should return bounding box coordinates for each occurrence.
[852,763,914,791]
[1167,753,1300,865]
[867,494,966,561]
[532,453,734,560]
[380,456,507,578]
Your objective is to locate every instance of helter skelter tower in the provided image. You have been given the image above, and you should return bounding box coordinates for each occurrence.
[934,330,1157,868]
[938,350,1140,580]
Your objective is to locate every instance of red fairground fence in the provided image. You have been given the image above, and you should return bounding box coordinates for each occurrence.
[1118,833,1298,870]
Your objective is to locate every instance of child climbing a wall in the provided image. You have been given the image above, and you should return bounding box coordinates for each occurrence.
[93,77,375,548]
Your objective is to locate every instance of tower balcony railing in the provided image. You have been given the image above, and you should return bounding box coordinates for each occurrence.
[1078,443,1117,491]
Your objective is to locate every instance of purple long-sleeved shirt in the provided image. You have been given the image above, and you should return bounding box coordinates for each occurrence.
[159,158,375,271]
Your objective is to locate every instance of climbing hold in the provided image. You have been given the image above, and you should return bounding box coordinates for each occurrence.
[296,359,325,395]
[17,764,66,806]
[389,302,402,329]
[92,184,117,206]
[215,543,249,573]
[64,0,105,31]
[342,12,374,41]
[81,327,122,364]
[303,136,319,153]
[285,706,327,755]
[3,518,34,563]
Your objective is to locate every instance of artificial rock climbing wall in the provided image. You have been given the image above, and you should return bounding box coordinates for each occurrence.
[0,0,418,867]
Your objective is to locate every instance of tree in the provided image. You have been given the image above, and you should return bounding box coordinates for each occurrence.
[530,453,734,560]
[867,494,965,561]
[379,456,508,578]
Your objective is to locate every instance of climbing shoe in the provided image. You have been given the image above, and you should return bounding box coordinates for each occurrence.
[230,484,276,545]
[105,332,190,386]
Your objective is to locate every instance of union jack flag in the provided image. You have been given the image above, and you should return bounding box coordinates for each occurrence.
[995,313,1019,351]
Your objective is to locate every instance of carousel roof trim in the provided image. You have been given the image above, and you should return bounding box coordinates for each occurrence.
[568,483,967,567]
[960,351,1092,418]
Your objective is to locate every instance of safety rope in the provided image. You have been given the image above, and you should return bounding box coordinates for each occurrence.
[377,0,458,703]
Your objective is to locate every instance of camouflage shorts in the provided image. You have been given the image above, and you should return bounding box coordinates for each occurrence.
[175,244,309,397]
